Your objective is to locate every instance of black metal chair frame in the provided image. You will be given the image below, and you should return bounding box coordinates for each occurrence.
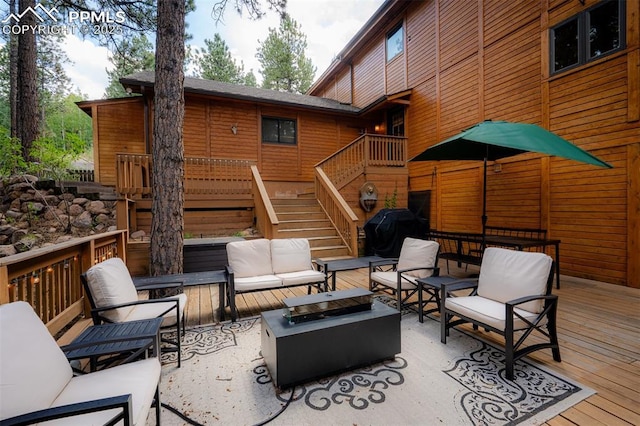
[369,247,441,314]
[81,274,185,368]
[440,262,561,380]
[2,384,161,426]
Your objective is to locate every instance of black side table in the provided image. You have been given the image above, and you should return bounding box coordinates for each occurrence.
[415,276,476,323]
[62,318,163,372]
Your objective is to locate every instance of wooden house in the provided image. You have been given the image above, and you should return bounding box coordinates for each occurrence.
[78,0,639,288]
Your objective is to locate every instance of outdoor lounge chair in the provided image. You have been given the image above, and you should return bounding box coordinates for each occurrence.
[0,301,161,425]
[82,257,187,367]
[440,247,561,380]
[369,237,440,314]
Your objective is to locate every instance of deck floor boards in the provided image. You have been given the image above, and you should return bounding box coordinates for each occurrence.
[209,261,640,426]
[62,260,639,425]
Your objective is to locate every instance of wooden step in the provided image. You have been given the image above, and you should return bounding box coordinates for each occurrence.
[277,211,327,220]
[271,198,319,206]
[310,245,351,259]
[277,219,332,230]
[276,227,339,238]
[272,204,324,213]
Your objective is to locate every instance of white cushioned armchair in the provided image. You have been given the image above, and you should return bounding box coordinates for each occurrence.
[369,237,440,315]
[82,257,187,367]
[0,301,161,425]
[225,238,327,321]
[440,247,561,380]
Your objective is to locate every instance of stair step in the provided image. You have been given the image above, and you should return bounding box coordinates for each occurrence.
[271,198,319,206]
[277,219,332,230]
[276,227,338,238]
[277,211,327,220]
[273,204,324,213]
[310,245,351,259]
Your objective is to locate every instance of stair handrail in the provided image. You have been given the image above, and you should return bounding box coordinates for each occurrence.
[315,134,407,189]
[251,165,278,239]
[314,167,359,256]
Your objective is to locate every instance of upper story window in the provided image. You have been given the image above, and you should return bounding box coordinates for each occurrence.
[262,117,297,145]
[551,0,625,74]
[386,24,404,62]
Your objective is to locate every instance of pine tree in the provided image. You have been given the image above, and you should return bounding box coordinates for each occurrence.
[256,14,316,94]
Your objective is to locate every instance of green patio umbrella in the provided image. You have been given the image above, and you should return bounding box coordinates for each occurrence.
[409,120,612,233]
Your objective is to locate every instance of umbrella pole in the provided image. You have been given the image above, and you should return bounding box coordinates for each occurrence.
[482,153,488,237]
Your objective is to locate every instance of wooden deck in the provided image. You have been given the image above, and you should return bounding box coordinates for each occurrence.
[179,261,640,426]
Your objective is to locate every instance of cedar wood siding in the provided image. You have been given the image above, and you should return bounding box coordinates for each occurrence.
[90,94,368,184]
[88,98,146,186]
[309,0,639,287]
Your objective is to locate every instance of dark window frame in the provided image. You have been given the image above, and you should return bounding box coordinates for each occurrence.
[386,23,404,62]
[550,0,625,75]
[261,116,297,145]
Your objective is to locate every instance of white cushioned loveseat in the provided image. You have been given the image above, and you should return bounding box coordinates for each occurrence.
[225,238,327,321]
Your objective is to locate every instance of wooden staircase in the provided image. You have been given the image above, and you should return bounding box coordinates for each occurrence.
[271,197,351,259]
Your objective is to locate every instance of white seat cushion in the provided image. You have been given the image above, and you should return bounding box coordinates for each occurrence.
[370,271,419,290]
[0,302,160,426]
[277,269,326,287]
[49,358,161,425]
[124,293,187,327]
[396,238,439,279]
[271,238,314,274]
[85,258,139,322]
[227,239,273,278]
[478,248,552,313]
[445,296,541,331]
[234,275,283,292]
[0,302,73,420]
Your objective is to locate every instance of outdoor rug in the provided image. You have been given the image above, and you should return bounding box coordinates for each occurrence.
[153,300,594,426]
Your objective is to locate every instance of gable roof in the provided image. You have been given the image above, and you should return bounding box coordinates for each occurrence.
[120,71,361,114]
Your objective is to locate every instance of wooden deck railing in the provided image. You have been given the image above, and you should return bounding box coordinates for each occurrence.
[251,165,279,239]
[117,154,255,199]
[316,134,407,189]
[0,230,127,336]
[315,167,359,255]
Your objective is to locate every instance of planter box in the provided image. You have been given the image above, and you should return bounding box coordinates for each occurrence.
[183,237,244,273]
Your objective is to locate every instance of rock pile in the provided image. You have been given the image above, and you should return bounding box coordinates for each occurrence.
[0,175,117,257]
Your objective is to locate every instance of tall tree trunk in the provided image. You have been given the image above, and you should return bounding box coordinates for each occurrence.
[149,0,186,280]
[16,0,39,160]
[9,0,18,138]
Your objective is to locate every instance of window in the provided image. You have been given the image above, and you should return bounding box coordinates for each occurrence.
[387,107,405,136]
[551,0,624,74]
[386,24,404,62]
[262,117,296,145]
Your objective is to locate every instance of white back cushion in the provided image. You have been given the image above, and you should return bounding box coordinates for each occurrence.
[478,247,553,313]
[271,238,313,274]
[227,239,273,278]
[397,238,440,278]
[85,257,138,322]
[0,301,73,420]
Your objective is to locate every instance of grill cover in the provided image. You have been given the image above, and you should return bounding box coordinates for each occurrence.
[363,208,429,258]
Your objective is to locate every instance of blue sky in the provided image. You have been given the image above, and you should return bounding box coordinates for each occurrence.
[60,0,385,99]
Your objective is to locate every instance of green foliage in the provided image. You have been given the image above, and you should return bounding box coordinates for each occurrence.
[41,94,93,152]
[0,132,26,177]
[195,34,255,86]
[27,137,79,181]
[256,13,316,94]
[384,186,398,209]
[105,34,155,98]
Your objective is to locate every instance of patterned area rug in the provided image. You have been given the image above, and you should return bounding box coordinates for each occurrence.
[153,300,594,425]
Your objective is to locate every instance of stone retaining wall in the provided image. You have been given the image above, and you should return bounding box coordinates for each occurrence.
[0,175,117,257]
